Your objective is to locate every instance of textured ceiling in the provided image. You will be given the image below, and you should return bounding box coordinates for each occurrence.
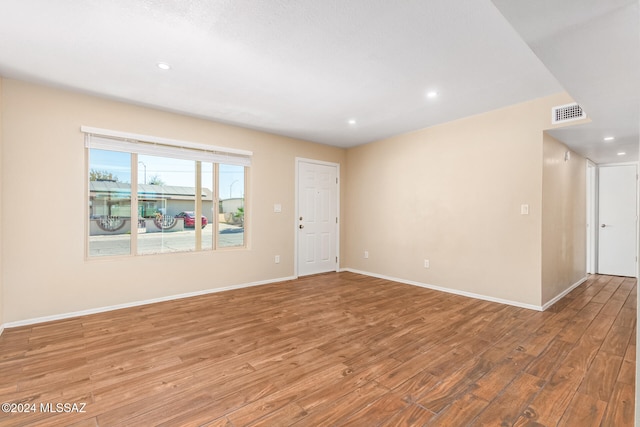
[0,0,636,164]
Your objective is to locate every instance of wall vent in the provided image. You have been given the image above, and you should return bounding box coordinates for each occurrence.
[552,103,586,124]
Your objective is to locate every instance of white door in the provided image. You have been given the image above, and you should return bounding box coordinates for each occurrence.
[297,160,338,276]
[598,164,638,277]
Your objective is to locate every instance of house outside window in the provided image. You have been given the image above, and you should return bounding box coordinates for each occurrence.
[84,127,251,258]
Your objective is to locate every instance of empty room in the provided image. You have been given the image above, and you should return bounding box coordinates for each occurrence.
[0,1,638,426]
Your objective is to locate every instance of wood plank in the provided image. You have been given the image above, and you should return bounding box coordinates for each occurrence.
[600,382,635,427]
[289,381,388,426]
[416,356,493,413]
[200,417,234,427]
[426,392,488,426]
[471,372,544,426]
[384,404,435,426]
[375,344,451,390]
[617,359,636,385]
[245,402,308,427]
[338,391,409,426]
[601,325,634,357]
[390,370,440,404]
[294,358,398,410]
[577,353,623,401]
[525,339,573,380]
[472,349,535,401]
[0,273,634,426]
[557,392,606,427]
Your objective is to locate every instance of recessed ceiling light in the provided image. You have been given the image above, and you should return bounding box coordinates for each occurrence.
[157,62,171,70]
[603,136,615,141]
[347,119,357,125]
[426,91,439,99]
[617,152,626,156]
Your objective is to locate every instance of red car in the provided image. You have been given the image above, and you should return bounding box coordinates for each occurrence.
[175,211,208,228]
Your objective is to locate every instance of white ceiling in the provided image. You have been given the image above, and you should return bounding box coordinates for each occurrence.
[492,0,639,165]
[0,0,636,164]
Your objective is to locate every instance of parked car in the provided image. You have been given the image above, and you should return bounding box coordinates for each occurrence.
[175,211,208,228]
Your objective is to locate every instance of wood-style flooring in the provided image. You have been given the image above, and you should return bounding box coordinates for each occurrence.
[0,272,636,426]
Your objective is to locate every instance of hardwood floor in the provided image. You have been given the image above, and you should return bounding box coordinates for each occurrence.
[0,272,635,426]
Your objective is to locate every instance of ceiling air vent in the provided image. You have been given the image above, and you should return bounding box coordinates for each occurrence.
[552,103,586,124]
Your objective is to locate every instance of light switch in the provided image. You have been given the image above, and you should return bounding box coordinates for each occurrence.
[520,204,529,215]
[274,204,282,213]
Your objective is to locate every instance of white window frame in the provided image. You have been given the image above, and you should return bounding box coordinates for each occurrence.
[83,126,251,258]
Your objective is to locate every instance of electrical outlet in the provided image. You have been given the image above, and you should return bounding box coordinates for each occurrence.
[424,259,430,268]
[275,255,280,264]
[364,251,369,259]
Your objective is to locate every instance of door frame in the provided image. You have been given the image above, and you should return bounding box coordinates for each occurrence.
[596,161,639,277]
[586,159,597,274]
[294,157,340,277]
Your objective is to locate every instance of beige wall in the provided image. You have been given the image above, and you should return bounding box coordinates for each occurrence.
[0,77,590,323]
[541,133,587,304]
[344,93,578,307]
[0,78,346,323]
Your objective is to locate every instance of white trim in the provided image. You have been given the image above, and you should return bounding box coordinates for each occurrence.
[541,276,588,311]
[294,160,300,277]
[586,159,597,274]
[341,268,544,311]
[295,157,340,277]
[3,276,295,329]
[81,126,252,157]
[0,272,592,330]
[598,161,640,168]
[636,139,640,427]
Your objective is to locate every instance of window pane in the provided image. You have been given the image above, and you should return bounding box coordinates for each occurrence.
[89,149,132,257]
[202,163,214,250]
[137,155,195,255]
[219,164,245,248]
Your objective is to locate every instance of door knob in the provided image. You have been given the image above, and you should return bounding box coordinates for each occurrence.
[601,224,607,228]
[299,224,304,229]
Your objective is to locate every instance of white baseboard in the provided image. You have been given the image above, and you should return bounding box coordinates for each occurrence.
[341,268,544,311]
[541,276,588,311]
[1,272,591,330]
[3,275,297,329]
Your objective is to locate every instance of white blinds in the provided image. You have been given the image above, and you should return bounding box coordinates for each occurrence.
[82,126,252,167]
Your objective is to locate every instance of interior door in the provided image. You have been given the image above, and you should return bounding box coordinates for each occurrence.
[598,164,638,277]
[297,160,338,276]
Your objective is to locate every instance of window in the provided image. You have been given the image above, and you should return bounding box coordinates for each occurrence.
[137,155,196,255]
[84,127,251,258]
[89,149,132,257]
[219,164,245,248]
[201,163,215,251]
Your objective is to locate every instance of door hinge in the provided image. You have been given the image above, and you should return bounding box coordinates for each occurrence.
[336,256,338,263]
[336,217,338,223]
